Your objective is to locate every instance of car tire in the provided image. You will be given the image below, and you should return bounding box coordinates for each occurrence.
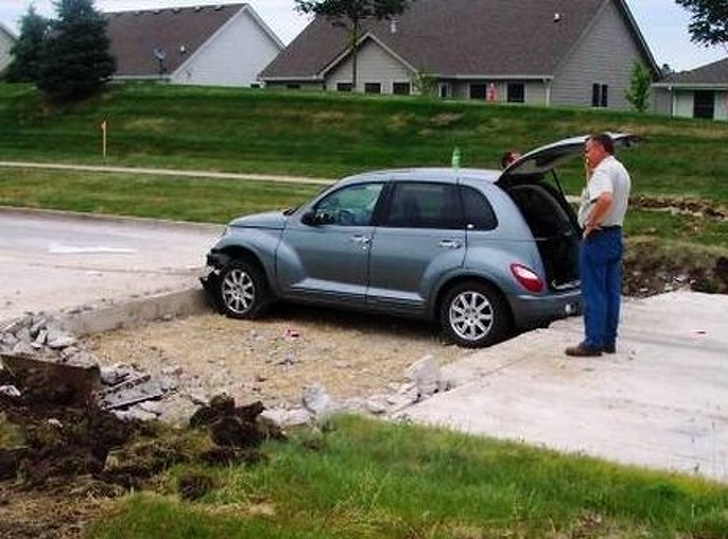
[440,281,511,348]
[215,258,269,319]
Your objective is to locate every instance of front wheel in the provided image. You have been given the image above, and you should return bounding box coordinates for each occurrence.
[440,282,511,348]
[215,259,269,319]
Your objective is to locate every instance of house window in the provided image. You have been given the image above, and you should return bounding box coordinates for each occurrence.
[592,83,608,107]
[507,83,525,103]
[470,84,487,99]
[337,82,353,92]
[364,82,381,94]
[393,82,411,95]
[693,90,715,119]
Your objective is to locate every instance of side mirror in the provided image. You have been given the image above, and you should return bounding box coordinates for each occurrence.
[301,211,317,226]
[302,210,337,226]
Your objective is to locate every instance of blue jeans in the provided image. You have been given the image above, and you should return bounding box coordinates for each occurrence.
[579,228,623,349]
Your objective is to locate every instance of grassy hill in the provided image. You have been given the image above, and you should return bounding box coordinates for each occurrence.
[1,83,727,201]
[0,83,726,288]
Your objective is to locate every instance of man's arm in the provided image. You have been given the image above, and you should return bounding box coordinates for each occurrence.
[583,192,614,238]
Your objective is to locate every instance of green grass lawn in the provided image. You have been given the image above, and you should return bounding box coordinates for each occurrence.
[1,83,727,249]
[87,415,728,538]
[1,83,728,202]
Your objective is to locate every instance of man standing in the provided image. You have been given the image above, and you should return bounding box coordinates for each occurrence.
[566,133,631,357]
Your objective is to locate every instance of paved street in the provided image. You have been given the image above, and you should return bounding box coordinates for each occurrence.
[0,208,221,323]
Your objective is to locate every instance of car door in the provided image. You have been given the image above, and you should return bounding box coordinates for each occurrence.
[366,181,466,314]
[276,182,384,306]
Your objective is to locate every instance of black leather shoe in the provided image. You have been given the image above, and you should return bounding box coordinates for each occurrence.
[603,343,616,354]
[565,344,602,357]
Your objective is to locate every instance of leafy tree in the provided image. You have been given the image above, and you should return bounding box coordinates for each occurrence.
[38,0,115,102]
[412,69,436,97]
[5,6,49,83]
[295,0,416,92]
[624,62,652,113]
[675,0,728,48]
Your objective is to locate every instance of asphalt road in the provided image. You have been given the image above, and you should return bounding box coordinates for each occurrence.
[0,208,221,323]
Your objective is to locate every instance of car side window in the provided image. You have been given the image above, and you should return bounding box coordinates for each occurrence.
[383,182,462,229]
[461,185,498,230]
[313,183,383,226]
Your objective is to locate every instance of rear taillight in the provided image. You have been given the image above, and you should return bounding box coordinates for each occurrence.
[510,264,544,293]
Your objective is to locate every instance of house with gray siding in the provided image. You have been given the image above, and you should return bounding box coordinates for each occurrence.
[652,58,728,121]
[0,22,15,76]
[260,0,658,110]
[106,3,283,87]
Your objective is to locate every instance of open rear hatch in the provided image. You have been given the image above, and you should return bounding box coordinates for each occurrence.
[496,133,640,290]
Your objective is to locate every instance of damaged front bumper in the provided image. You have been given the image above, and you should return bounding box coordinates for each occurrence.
[199,250,229,297]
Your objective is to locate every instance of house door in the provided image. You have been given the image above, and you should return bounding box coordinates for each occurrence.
[694,91,715,119]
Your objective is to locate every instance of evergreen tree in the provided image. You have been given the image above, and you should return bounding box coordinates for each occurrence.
[5,6,49,83]
[38,0,115,102]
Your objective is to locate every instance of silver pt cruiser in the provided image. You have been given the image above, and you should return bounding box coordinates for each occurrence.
[201,134,637,348]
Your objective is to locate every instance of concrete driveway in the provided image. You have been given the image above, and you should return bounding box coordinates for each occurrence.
[403,292,728,483]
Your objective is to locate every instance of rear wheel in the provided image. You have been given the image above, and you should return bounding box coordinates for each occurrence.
[215,259,269,319]
[440,281,511,348]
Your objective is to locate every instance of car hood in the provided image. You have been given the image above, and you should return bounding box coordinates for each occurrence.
[229,211,288,229]
[497,133,640,183]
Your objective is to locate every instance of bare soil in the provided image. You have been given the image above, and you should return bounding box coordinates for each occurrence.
[1,195,727,538]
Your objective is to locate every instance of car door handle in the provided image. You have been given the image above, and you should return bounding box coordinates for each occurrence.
[438,239,462,249]
[350,235,371,246]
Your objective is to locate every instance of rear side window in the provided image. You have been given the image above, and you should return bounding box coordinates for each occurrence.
[461,186,498,230]
[382,182,462,229]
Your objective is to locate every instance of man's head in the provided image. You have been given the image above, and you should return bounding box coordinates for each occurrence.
[500,150,521,169]
[585,133,614,169]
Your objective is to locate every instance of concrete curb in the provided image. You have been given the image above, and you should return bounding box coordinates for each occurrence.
[58,287,213,336]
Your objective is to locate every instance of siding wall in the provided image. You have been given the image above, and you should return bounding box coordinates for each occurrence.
[715,92,728,121]
[171,10,281,87]
[326,40,413,93]
[551,0,643,109]
[652,87,672,115]
[0,28,14,74]
[451,80,549,105]
[661,90,728,121]
[673,91,694,118]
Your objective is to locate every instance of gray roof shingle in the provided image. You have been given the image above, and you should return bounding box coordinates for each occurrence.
[106,3,248,77]
[261,0,648,80]
[664,57,728,86]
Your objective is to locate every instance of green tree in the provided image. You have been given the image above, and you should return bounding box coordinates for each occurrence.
[5,6,49,83]
[675,0,728,48]
[624,61,652,113]
[295,0,416,92]
[38,0,115,102]
[412,69,436,97]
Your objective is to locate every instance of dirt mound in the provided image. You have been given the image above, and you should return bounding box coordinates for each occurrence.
[0,360,279,538]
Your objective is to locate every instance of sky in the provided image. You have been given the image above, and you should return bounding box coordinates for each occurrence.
[0,0,726,72]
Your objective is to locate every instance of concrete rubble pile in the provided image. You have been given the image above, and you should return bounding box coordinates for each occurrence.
[1,314,453,428]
